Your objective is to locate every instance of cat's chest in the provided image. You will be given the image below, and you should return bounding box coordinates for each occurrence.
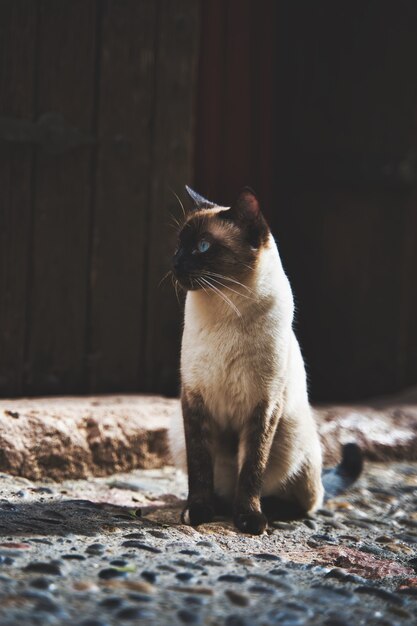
[182,321,269,424]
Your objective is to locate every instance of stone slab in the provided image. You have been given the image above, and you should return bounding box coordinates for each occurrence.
[0,394,417,479]
[0,396,173,480]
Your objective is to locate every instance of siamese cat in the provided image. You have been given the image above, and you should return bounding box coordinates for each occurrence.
[169,186,362,535]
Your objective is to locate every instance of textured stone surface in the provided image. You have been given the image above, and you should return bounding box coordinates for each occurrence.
[0,463,416,625]
[318,404,417,464]
[1,393,417,479]
[0,396,173,480]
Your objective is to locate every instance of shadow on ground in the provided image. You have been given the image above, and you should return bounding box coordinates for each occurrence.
[0,498,184,537]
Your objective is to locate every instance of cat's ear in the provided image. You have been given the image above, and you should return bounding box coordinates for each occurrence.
[185,185,216,209]
[228,187,261,221]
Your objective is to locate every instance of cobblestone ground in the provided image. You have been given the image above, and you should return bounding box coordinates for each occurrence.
[0,463,416,626]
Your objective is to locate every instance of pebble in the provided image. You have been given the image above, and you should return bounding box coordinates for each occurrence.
[77,620,110,626]
[110,559,128,567]
[141,570,157,583]
[376,535,393,543]
[121,540,162,553]
[308,584,355,603]
[99,597,124,609]
[29,577,54,590]
[173,559,205,571]
[86,543,106,555]
[269,568,289,576]
[127,592,153,603]
[355,586,403,605]
[157,564,177,573]
[303,519,318,530]
[177,572,194,581]
[24,562,62,576]
[234,557,254,566]
[310,534,337,544]
[147,530,169,539]
[169,586,213,595]
[250,573,293,591]
[358,543,389,557]
[62,554,86,561]
[177,608,200,623]
[183,596,207,606]
[252,552,281,562]
[73,581,99,592]
[0,556,14,565]
[199,558,222,567]
[32,487,55,494]
[272,521,296,531]
[116,607,154,620]
[98,568,127,580]
[248,584,274,594]
[218,574,246,583]
[225,589,250,606]
[317,509,335,518]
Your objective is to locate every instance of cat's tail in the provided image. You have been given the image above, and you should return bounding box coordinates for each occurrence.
[322,442,364,500]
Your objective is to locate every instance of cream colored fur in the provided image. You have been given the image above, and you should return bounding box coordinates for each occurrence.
[169,231,324,513]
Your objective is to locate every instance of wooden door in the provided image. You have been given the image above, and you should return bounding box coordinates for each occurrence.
[272,0,417,401]
[0,0,200,397]
[196,0,417,401]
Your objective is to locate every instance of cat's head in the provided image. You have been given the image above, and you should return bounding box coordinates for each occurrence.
[171,187,270,291]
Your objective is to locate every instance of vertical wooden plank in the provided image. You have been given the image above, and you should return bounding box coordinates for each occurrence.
[145,0,201,395]
[195,0,276,207]
[0,1,37,396]
[25,0,97,394]
[219,0,253,199]
[194,0,227,198]
[251,0,276,209]
[89,0,157,392]
[272,0,417,401]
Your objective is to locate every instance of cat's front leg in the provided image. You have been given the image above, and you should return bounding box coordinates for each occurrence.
[182,389,214,526]
[234,401,281,534]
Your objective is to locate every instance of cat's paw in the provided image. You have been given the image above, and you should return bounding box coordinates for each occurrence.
[234,510,268,535]
[186,501,214,526]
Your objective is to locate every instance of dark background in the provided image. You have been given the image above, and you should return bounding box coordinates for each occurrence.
[1,0,416,402]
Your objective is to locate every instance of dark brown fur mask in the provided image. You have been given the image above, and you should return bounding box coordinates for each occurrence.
[172,187,270,291]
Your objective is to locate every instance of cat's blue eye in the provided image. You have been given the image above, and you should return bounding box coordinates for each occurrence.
[197,239,210,253]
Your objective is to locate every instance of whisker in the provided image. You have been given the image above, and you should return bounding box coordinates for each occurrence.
[240,262,255,272]
[196,278,209,295]
[171,275,181,305]
[200,277,241,318]
[169,187,186,218]
[168,212,181,228]
[203,270,254,294]
[158,269,172,288]
[202,274,254,300]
